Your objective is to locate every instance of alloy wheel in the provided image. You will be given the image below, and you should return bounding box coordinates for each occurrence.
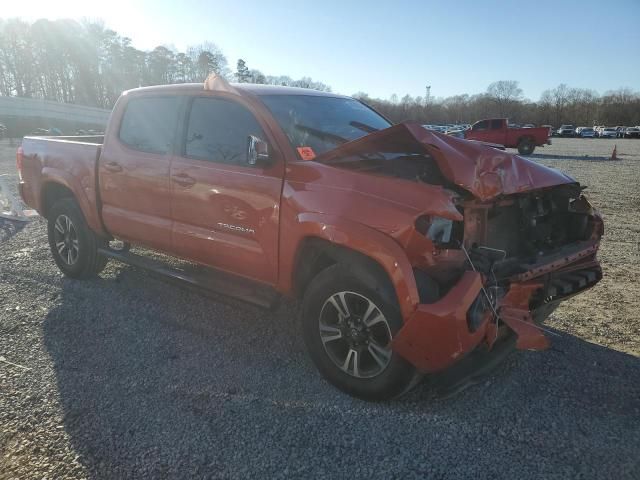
[318,291,393,379]
[53,214,79,265]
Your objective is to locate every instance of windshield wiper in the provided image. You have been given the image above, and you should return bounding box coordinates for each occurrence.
[349,121,380,133]
[294,124,350,145]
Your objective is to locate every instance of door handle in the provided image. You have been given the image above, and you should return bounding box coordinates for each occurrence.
[103,161,122,173]
[171,173,196,187]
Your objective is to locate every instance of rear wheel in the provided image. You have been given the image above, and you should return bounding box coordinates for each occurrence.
[517,137,535,155]
[301,264,418,400]
[47,198,108,278]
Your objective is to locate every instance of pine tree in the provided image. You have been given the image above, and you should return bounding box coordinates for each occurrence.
[235,59,251,83]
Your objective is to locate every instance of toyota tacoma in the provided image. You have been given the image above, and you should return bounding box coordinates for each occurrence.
[17,75,603,400]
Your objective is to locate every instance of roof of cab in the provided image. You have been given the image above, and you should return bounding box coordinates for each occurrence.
[123,82,348,99]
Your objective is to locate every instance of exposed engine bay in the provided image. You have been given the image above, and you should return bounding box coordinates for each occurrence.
[317,124,603,322]
[458,185,599,274]
[331,148,603,304]
[419,186,603,335]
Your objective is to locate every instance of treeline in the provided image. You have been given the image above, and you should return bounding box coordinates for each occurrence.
[1,18,639,127]
[362,81,640,127]
[0,18,330,110]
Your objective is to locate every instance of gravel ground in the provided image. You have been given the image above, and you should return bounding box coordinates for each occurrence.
[1,138,639,479]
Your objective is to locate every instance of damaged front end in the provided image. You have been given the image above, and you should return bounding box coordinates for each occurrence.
[315,123,604,373]
[392,186,603,372]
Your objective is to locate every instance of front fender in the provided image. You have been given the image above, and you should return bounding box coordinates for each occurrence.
[279,212,420,321]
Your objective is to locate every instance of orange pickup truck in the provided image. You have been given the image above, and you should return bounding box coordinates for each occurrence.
[17,76,603,400]
[463,118,551,155]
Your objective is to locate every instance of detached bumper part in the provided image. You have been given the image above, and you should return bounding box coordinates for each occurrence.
[392,271,553,373]
[392,271,488,373]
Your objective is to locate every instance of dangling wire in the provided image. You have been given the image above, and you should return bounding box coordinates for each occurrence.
[461,244,561,339]
[461,244,502,339]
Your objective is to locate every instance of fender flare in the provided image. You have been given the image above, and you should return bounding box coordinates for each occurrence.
[517,135,534,145]
[279,212,420,321]
[40,168,105,235]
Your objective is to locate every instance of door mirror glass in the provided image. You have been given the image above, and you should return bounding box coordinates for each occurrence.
[247,135,270,165]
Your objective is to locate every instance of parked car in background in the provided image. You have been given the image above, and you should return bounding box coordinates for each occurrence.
[522,124,535,128]
[578,127,595,138]
[599,127,618,138]
[624,127,640,138]
[540,125,554,137]
[17,77,604,399]
[0,123,7,139]
[615,126,627,138]
[423,124,469,137]
[557,125,576,137]
[445,128,466,138]
[463,118,551,154]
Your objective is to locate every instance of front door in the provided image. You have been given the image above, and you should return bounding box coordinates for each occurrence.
[99,95,181,252]
[170,95,283,284]
[469,119,493,143]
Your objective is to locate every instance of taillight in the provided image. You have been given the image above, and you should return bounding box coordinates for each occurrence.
[16,146,23,179]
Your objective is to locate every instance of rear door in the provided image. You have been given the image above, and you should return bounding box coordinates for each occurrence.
[170,95,284,284]
[99,95,182,252]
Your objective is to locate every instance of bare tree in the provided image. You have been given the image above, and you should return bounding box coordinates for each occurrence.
[486,80,524,117]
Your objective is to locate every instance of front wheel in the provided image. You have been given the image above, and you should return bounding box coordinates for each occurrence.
[517,138,535,155]
[47,198,108,278]
[301,264,418,400]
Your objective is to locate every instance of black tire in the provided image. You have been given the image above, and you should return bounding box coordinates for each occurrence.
[301,263,418,400]
[517,137,535,155]
[47,197,108,278]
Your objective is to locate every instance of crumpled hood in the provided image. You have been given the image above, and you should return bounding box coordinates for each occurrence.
[314,123,576,201]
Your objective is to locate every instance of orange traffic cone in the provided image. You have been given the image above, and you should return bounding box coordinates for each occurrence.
[611,145,617,160]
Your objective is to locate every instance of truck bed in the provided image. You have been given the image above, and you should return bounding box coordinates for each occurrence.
[505,127,549,147]
[19,135,105,232]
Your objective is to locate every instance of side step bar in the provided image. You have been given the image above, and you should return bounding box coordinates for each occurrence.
[98,247,281,310]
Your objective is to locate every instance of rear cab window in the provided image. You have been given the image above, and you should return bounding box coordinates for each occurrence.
[119,96,181,153]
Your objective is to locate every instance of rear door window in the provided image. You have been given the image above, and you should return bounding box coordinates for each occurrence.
[184,97,264,165]
[491,119,503,129]
[119,96,180,154]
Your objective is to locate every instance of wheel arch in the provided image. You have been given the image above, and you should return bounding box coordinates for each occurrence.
[281,213,420,321]
[293,237,398,306]
[517,134,535,145]
[40,182,75,219]
[39,169,105,234]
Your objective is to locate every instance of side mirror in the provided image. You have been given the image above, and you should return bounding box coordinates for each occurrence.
[247,135,270,166]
